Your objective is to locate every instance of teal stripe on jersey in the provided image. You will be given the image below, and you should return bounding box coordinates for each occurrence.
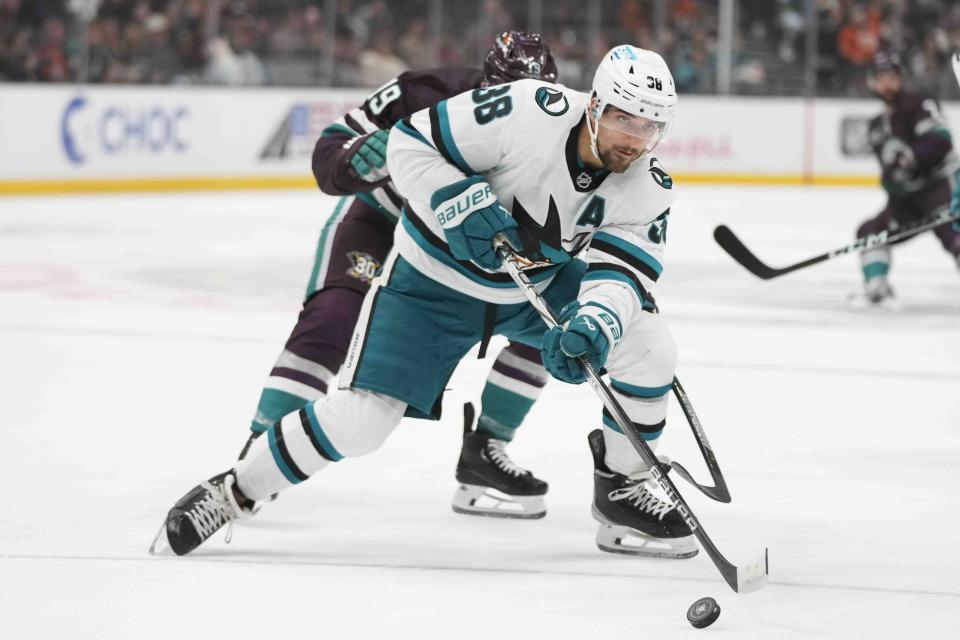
[267,424,304,484]
[401,214,559,289]
[321,122,359,138]
[437,100,474,175]
[395,120,434,149]
[430,175,485,210]
[303,403,344,461]
[593,231,663,275]
[581,269,644,303]
[602,413,663,440]
[305,196,351,298]
[610,379,672,398]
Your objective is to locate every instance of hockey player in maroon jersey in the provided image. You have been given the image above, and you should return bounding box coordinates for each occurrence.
[854,51,960,308]
[233,32,561,523]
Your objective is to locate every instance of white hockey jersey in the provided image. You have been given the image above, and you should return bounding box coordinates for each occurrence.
[386,78,675,341]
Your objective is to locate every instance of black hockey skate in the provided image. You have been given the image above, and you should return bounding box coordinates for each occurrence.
[452,403,548,519]
[588,429,698,559]
[149,470,253,556]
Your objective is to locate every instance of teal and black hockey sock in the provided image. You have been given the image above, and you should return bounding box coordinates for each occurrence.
[477,342,548,442]
[250,348,334,434]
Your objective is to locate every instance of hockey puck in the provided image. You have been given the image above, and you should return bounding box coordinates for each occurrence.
[686,597,721,629]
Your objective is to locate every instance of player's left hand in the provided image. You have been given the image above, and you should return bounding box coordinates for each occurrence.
[541,301,610,384]
[344,129,390,183]
[884,148,916,185]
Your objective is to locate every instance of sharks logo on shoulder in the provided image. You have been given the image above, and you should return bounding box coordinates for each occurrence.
[535,87,569,116]
[648,158,673,189]
[511,196,590,266]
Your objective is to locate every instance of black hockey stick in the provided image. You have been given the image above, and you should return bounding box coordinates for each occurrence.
[670,376,731,503]
[494,236,768,594]
[714,207,960,280]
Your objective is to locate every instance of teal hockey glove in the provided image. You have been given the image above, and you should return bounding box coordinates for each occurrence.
[345,129,390,183]
[541,302,610,384]
[431,176,521,270]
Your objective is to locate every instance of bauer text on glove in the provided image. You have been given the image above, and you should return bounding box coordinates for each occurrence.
[431,176,522,270]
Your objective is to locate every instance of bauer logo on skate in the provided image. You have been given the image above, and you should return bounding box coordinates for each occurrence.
[651,466,698,531]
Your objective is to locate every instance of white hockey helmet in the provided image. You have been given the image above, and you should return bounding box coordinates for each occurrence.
[586,45,677,160]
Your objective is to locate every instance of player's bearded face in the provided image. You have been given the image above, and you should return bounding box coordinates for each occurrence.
[594,106,665,173]
[870,70,901,101]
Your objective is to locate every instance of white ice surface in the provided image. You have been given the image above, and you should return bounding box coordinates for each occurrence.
[1,186,958,639]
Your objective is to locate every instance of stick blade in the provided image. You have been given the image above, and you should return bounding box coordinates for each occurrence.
[713,225,780,280]
[671,461,732,503]
[735,548,770,594]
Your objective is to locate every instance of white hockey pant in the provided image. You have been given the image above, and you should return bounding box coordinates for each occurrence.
[236,388,406,502]
[599,311,678,476]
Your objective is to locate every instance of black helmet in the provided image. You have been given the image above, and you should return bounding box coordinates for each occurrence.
[869,50,903,79]
[867,50,903,100]
[482,31,558,85]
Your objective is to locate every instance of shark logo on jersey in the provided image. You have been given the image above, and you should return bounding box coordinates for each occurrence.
[648,158,673,189]
[512,196,591,266]
[535,87,569,117]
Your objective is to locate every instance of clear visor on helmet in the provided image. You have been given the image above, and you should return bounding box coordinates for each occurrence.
[596,105,667,148]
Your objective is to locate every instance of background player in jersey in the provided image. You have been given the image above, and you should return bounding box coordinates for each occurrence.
[157,45,697,561]
[243,31,559,518]
[853,51,960,308]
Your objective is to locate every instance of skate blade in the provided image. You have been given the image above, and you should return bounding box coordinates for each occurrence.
[592,510,699,559]
[847,292,901,312]
[148,522,173,556]
[451,484,546,519]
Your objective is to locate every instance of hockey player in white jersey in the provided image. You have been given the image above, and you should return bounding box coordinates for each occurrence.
[156,45,697,560]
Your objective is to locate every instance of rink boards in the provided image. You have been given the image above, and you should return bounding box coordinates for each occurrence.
[2,84,958,193]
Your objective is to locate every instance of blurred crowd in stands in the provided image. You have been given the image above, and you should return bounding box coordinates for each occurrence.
[1,0,959,98]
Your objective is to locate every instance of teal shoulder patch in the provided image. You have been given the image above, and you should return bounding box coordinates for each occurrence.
[648,158,673,189]
[535,87,569,116]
